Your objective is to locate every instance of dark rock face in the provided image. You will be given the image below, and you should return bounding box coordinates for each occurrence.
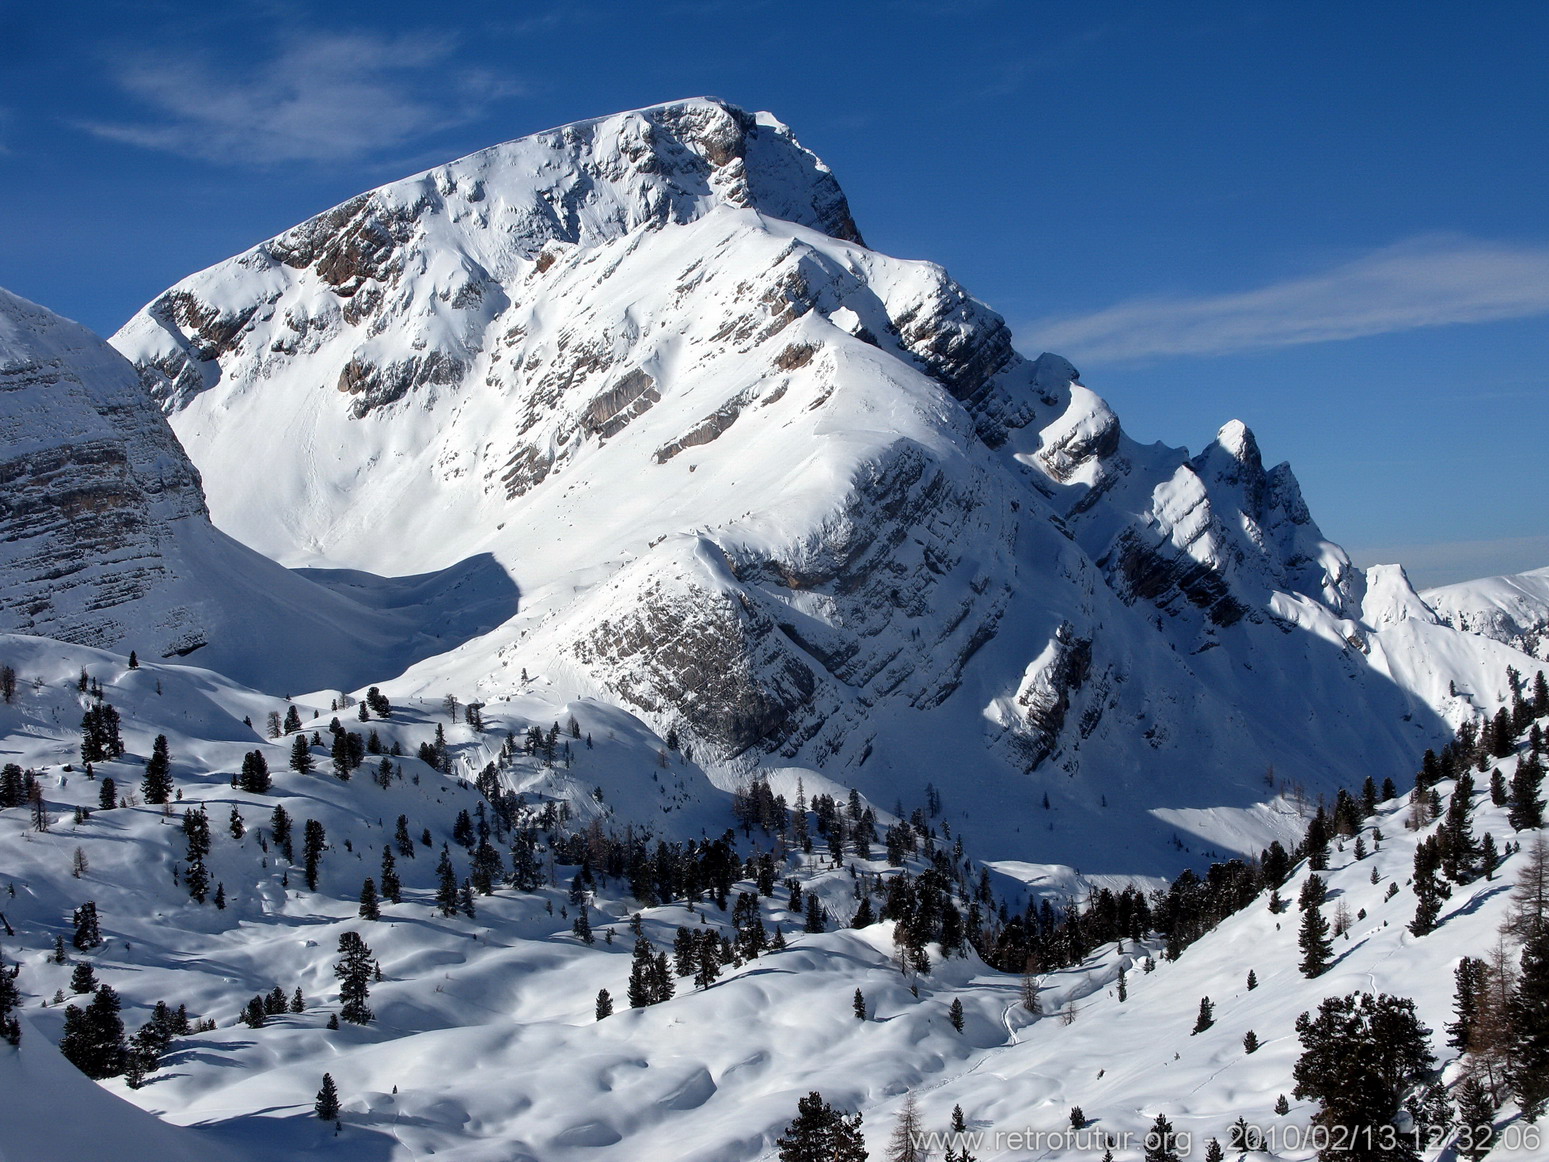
[1106,529,1249,627]
[575,576,820,758]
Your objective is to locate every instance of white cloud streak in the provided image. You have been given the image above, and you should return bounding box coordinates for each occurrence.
[80,32,521,166]
[1025,236,1549,362]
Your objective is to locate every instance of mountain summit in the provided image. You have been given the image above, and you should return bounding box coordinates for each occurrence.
[110,99,1529,867]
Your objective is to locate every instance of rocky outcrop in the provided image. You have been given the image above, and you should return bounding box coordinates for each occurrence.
[0,288,209,651]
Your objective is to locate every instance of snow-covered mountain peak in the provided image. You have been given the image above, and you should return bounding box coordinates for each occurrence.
[101,100,1549,869]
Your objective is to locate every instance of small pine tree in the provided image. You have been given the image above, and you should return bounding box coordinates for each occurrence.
[949,997,965,1032]
[358,878,380,921]
[289,733,313,774]
[1246,969,1258,991]
[854,988,867,1021]
[1069,1105,1088,1129]
[1298,901,1333,977]
[315,1073,341,1120]
[1192,996,1214,1035]
[1456,1075,1495,1159]
[69,963,97,994]
[380,848,401,904]
[434,848,458,916]
[596,988,613,1020]
[1144,1112,1179,1162]
[335,932,374,1025]
[1203,1137,1224,1162]
[142,735,173,804]
[1243,1029,1260,1053]
[1274,1093,1290,1115]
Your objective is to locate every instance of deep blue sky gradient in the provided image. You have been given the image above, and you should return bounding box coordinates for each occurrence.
[2,1,1545,584]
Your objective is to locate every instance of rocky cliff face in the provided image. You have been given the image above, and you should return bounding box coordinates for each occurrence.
[0,288,210,653]
[106,97,1540,863]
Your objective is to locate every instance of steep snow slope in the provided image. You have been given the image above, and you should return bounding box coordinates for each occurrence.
[1425,566,1549,660]
[110,97,1541,876]
[0,289,517,693]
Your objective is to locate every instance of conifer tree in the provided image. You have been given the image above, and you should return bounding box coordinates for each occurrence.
[1192,996,1214,1034]
[380,847,401,904]
[627,938,657,1008]
[59,985,125,1078]
[949,997,964,1032]
[596,988,613,1020]
[434,848,459,916]
[334,932,374,1025]
[358,878,380,921]
[142,734,172,803]
[1448,956,1485,1050]
[804,893,826,934]
[69,962,97,994]
[853,988,867,1021]
[777,1092,866,1162]
[72,900,102,950]
[182,808,211,903]
[315,1073,341,1120]
[239,749,271,794]
[1243,1029,1259,1053]
[1455,1076,1495,1159]
[1510,834,1549,942]
[1510,754,1546,830]
[1293,992,1433,1151]
[1143,1112,1179,1162]
[1202,1138,1224,1162]
[271,804,293,862]
[1297,892,1333,978]
[302,819,326,891]
[1509,927,1549,1120]
[289,733,313,774]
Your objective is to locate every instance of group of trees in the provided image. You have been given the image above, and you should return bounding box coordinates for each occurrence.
[240,986,305,1028]
[1293,991,1435,1158]
[79,701,124,764]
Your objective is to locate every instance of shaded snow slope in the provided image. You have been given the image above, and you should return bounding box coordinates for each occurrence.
[0,289,517,693]
[108,98,1542,875]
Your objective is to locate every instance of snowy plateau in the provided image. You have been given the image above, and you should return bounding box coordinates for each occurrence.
[0,97,1546,1160]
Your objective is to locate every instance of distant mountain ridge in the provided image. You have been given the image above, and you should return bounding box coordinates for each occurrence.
[1425,566,1549,660]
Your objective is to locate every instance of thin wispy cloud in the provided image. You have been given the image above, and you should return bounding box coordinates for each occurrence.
[1025,236,1549,362]
[80,31,521,166]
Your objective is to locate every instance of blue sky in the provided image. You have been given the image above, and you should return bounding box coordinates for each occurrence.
[2,0,1545,586]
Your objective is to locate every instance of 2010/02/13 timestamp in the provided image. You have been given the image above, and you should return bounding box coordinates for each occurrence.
[1237,1122,1540,1154]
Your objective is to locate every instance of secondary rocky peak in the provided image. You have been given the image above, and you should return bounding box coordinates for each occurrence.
[0,288,208,650]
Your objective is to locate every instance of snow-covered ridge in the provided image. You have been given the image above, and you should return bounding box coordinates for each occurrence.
[1425,566,1549,660]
